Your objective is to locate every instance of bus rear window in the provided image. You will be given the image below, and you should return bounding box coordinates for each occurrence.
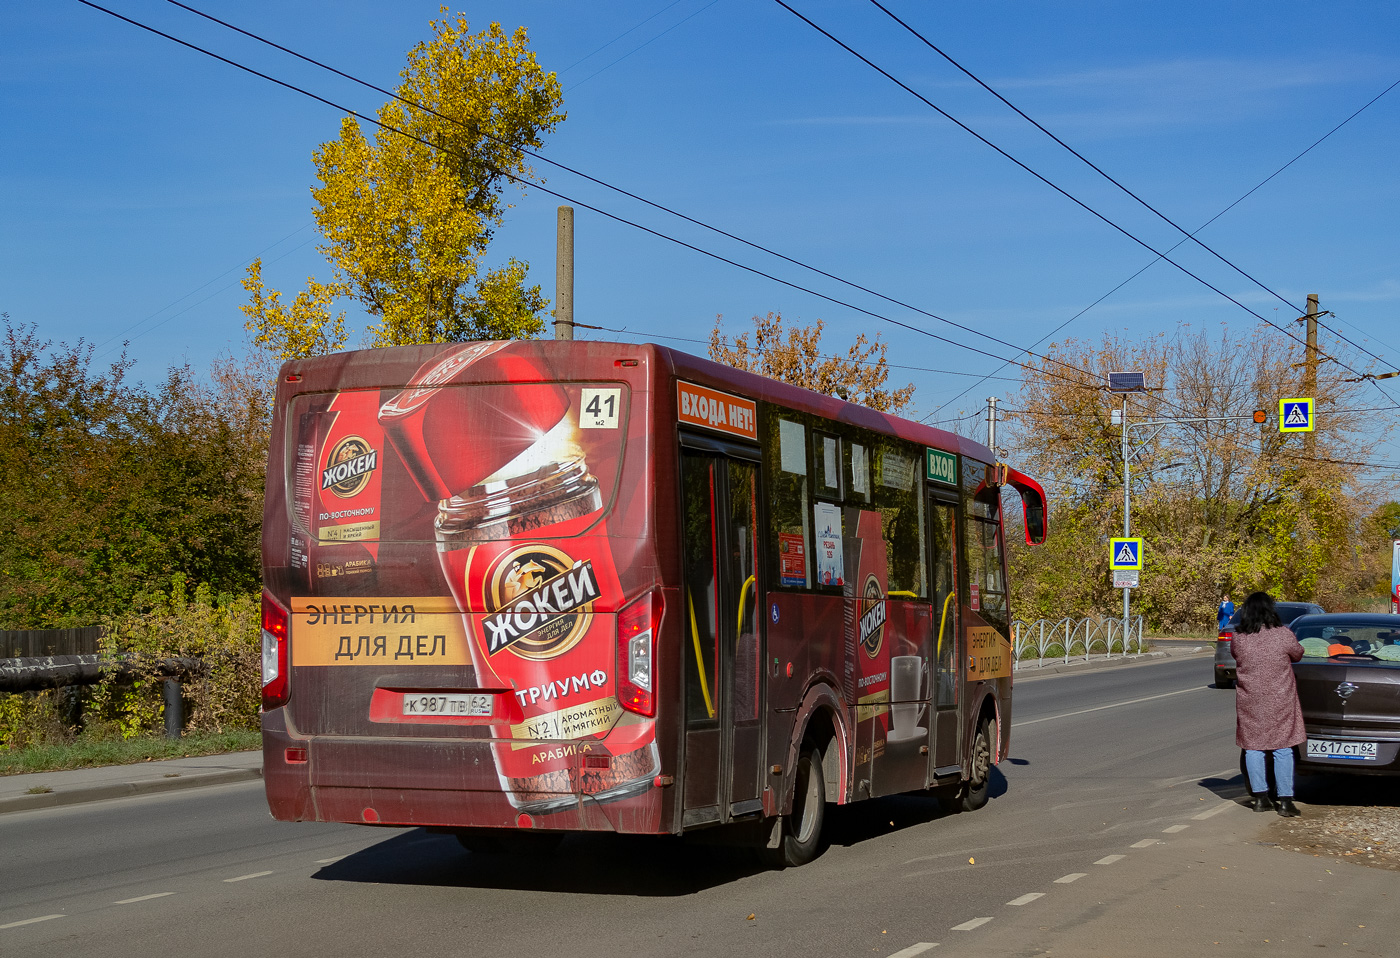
[286,382,628,545]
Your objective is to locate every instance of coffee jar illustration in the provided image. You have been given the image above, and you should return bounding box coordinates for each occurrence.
[379,347,656,814]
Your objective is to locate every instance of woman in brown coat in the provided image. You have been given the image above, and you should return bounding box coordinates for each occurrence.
[1231,591,1305,817]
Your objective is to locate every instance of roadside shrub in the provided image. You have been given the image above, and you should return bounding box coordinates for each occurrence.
[0,690,73,750]
[92,575,261,738]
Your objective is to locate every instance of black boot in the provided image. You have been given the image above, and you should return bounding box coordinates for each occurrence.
[1251,793,1274,812]
[1276,797,1300,818]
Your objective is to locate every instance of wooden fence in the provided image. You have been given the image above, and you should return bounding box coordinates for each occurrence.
[0,627,102,658]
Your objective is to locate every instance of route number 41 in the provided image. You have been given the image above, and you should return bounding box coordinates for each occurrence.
[579,387,621,429]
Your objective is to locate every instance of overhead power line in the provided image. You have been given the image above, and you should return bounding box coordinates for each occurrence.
[932,78,1400,416]
[867,0,1311,319]
[79,0,1108,398]
[862,0,1400,413]
[155,0,1104,389]
[771,0,1385,388]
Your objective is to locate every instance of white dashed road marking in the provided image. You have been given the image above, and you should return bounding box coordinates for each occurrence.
[1095,854,1125,865]
[1053,873,1087,884]
[114,893,174,904]
[951,918,993,931]
[1006,892,1044,906]
[886,944,939,957]
[315,857,345,864]
[1163,824,1189,833]
[1193,801,1235,820]
[1130,839,1161,848]
[0,915,64,930]
[223,871,274,883]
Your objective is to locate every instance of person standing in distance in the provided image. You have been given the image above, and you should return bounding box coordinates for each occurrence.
[1231,591,1304,817]
[1217,594,1235,631]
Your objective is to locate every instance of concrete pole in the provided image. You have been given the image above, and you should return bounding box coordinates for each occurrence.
[986,396,998,450]
[554,206,574,341]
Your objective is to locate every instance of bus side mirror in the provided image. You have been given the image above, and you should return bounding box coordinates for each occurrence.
[999,464,1049,546]
[1024,502,1046,545]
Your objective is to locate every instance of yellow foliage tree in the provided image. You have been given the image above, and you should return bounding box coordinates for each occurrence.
[709,312,916,413]
[242,13,564,362]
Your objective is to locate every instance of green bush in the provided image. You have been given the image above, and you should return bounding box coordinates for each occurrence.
[93,576,261,738]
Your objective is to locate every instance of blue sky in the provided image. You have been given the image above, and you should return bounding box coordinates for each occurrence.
[2,1,1398,472]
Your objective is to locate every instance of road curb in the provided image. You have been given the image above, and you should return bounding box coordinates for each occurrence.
[0,766,263,814]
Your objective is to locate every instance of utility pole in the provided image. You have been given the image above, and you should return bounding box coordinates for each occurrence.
[1300,293,1319,456]
[554,206,574,341]
[1121,393,1130,642]
[985,396,998,451]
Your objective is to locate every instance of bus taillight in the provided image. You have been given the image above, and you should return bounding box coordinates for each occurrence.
[261,591,291,711]
[617,590,663,717]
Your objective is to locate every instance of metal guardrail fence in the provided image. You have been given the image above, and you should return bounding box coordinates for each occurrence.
[1012,615,1145,669]
[0,655,205,739]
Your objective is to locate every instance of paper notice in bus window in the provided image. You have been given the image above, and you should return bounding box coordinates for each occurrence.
[814,501,843,586]
[779,419,806,474]
[850,442,869,497]
[779,532,807,586]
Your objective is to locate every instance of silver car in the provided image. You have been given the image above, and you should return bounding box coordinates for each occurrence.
[1214,601,1324,688]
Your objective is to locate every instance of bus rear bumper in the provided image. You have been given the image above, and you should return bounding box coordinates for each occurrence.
[261,719,664,834]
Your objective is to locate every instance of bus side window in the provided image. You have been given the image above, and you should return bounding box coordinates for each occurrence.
[962,460,1008,638]
[682,456,720,724]
[931,502,958,706]
[874,440,927,598]
[766,414,811,589]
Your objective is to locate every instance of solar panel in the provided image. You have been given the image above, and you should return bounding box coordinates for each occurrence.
[1108,371,1146,393]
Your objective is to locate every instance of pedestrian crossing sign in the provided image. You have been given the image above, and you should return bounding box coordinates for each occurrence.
[1279,397,1314,433]
[1109,537,1143,570]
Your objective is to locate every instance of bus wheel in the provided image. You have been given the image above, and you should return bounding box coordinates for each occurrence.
[762,745,826,868]
[960,717,994,812]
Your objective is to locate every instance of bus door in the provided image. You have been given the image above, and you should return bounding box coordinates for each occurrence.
[927,494,962,779]
[679,445,765,824]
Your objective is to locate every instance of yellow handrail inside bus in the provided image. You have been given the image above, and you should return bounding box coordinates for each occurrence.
[686,590,716,719]
[736,574,755,637]
[888,590,917,598]
[936,592,955,655]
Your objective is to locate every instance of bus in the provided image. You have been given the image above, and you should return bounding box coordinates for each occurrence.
[260,339,1048,866]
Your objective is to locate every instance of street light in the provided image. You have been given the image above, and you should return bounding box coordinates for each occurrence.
[1109,372,1148,648]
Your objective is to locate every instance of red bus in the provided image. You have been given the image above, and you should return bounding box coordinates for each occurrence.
[260,340,1047,866]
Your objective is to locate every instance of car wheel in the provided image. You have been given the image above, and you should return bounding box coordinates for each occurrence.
[761,744,826,868]
[1215,669,1235,689]
[960,716,994,812]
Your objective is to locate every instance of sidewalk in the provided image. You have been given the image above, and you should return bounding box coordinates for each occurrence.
[0,749,262,814]
[948,796,1398,957]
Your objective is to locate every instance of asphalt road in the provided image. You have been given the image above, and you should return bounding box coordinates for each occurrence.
[2,655,1391,957]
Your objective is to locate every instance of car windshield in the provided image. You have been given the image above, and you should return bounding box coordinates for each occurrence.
[1293,620,1400,660]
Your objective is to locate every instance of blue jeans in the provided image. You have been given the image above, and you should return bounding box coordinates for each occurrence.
[1245,748,1294,797]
